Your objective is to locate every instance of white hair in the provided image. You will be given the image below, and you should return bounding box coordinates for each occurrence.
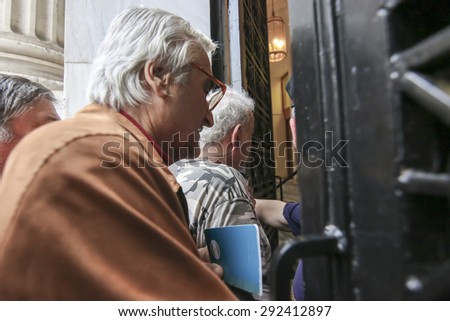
[0,74,57,142]
[199,87,255,149]
[87,7,217,111]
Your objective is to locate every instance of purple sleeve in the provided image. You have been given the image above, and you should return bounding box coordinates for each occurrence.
[293,261,304,300]
[283,202,304,300]
[282,202,301,236]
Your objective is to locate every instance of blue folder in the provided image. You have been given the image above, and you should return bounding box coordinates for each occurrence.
[204,224,262,295]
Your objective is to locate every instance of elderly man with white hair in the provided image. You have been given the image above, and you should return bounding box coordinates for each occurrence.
[170,87,272,298]
[0,8,235,300]
[0,74,60,177]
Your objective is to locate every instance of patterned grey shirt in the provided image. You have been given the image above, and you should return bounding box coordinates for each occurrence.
[169,159,271,274]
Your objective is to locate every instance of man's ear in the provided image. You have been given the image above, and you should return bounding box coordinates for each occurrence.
[143,60,171,97]
[231,124,242,148]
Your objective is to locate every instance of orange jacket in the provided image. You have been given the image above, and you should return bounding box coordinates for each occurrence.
[0,104,236,300]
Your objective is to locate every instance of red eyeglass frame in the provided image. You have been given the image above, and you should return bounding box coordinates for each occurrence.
[191,62,227,111]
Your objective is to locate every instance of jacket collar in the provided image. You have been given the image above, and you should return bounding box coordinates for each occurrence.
[76,104,180,191]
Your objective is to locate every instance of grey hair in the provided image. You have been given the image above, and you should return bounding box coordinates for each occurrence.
[199,87,255,149]
[0,74,57,142]
[87,7,217,111]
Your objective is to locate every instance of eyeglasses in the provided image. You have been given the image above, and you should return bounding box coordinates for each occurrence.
[191,62,227,111]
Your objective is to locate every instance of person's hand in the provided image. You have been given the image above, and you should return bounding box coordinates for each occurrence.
[198,247,224,278]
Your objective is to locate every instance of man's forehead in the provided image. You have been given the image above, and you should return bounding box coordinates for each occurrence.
[32,101,60,121]
[34,109,58,120]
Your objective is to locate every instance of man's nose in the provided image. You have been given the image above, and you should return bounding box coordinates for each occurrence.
[203,109,214,128]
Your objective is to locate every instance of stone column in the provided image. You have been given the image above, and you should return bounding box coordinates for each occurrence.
[0,0,65,92]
